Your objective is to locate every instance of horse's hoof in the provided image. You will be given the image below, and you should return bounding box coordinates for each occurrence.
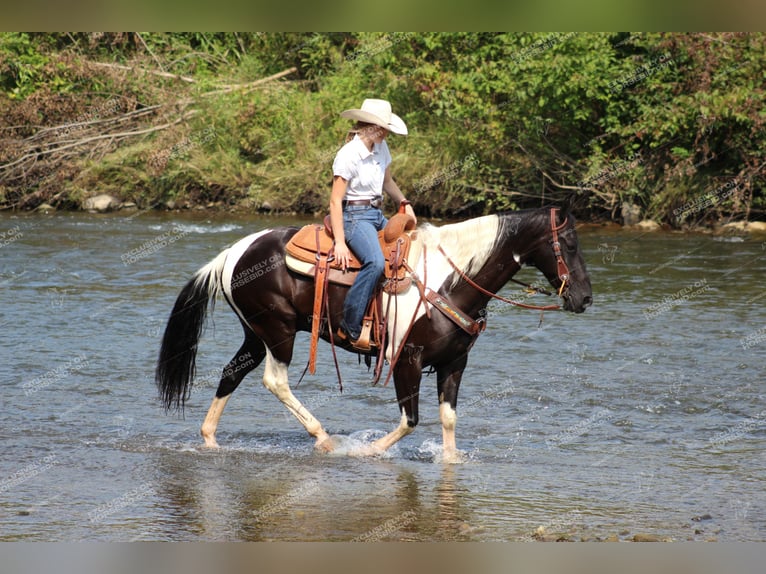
[314,436,335,453]
[201,436,220,449]
[440,449,466,464]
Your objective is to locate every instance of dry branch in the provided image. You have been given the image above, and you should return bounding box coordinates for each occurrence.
[0,65,298,208]
[89,61,196,83]
[26,105,165,142]
[202,67,298,96]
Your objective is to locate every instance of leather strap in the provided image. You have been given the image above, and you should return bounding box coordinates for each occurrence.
[437,244,560,311]
[343,196,382,209]
[550,207,571,296]
[382,244,429,387]
[309,226,332,374]
[425,290,486,336]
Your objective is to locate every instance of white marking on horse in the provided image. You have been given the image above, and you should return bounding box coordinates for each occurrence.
[370,408,413,453]
[383,215,500,360]
[201,395,229,448]
[261,348,331,448]
[439,402,458,459]
[220,229,274,329]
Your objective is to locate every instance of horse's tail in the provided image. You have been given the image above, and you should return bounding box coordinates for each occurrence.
[155,248,229,412]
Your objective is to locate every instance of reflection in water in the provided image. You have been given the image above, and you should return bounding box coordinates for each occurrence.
[149,448,480,541]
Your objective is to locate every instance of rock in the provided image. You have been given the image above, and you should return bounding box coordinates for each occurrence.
[692,513,713,522]
[621,202,642,226]
[721,221,747,232]
[35,203,55,212]
[121,202,138,210]
[83,194,121,212]
[635,219,661,231]
[604,534,620,542]
[633,533,662,542]
[746,221,766,232]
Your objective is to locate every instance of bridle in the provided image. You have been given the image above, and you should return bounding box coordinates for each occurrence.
[439,207,572,312]
[550,207,571,297]
[380,207,573,386]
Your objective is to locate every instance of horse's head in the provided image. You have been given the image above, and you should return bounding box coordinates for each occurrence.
[527,205,592,313]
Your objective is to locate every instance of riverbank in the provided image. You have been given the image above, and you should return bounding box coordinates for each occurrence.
[22,192,766,237]
[2,33,764,225]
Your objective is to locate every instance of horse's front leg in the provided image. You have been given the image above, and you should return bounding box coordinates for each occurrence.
[368,346,423,454]
[437,354,468,463]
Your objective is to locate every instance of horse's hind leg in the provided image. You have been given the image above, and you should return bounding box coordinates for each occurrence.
[261,347,333,451]
[201,332,265,448]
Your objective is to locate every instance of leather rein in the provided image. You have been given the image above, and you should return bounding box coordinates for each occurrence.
[313,207,573,389]
[438,207,571,312]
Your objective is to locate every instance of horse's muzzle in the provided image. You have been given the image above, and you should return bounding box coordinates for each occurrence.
[563,293,592,314]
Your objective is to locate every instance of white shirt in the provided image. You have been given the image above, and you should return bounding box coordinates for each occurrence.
[332,135,391,201]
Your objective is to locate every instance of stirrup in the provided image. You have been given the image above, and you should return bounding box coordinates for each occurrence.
[336,325,373,352]
[353,317,374,351]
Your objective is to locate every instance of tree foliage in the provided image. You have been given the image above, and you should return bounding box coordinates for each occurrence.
[1,32,763,225]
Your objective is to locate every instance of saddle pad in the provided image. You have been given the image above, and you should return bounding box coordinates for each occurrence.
[285,254,357,286]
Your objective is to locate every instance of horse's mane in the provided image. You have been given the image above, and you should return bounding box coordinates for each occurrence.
[420,214,501,286]
[419,208,555,288]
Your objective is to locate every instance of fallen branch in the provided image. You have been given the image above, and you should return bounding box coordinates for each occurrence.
[0,111,197,175]
[86,62,297,95]
[0,65,298,206]
[89,61,196,83]
[26,105,165,142]
[201,67,298,96]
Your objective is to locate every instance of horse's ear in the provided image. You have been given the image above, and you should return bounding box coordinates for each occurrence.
[560,193,576,221]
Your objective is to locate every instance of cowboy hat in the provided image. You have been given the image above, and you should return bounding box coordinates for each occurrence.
[340,98,408,135]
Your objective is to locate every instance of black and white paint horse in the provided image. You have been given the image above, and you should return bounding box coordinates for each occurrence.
[156,204,592,460]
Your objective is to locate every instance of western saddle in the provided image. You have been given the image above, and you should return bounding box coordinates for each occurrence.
[284,209,420,375]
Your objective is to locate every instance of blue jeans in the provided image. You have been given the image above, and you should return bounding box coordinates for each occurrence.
[341,206,387,339]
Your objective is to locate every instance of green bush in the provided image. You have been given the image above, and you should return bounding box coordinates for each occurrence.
[1,32,763,224]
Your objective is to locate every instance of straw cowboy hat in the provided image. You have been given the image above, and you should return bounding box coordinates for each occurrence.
[340,98,408,135]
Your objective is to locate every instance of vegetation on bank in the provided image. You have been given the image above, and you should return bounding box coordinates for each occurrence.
[0,32,764,226]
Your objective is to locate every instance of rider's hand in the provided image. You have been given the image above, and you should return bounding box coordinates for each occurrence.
[334,241,353,271]
[404,203,417,226]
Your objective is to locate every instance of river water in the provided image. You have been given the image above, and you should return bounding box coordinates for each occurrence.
[1,211,764,541]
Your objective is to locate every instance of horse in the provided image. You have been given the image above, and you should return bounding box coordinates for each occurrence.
[155,203,592,461]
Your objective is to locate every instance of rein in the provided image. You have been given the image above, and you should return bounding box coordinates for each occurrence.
[320,208,572,388]
[437,246,560,312]
[508,277,554,296]
[437,207,571,312]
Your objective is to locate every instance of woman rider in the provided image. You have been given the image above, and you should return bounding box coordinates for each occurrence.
[330,98,416,350]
